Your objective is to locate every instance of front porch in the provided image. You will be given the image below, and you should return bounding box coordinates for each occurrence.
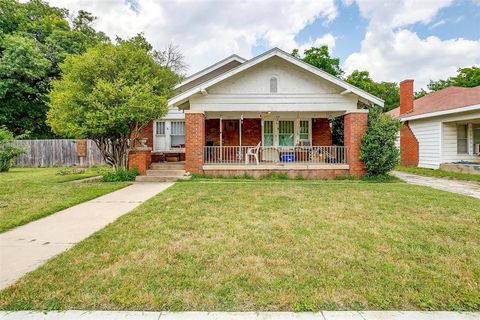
[185,111,369,178]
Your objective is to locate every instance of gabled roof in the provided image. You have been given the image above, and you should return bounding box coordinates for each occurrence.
[168,48,384,107]
[388,86,480,120]
[174,54,246,90]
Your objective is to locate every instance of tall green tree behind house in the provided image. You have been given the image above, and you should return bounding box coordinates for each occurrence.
[416,67,480,98]
[0,0,109,138]
[47,38,179,170]
[292,46,344,77]
[345,70,400,111]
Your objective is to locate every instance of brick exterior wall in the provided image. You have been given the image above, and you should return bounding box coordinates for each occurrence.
[204,169,349,179]
[242,118,262,146]
[128,148,151,175]
[132,121,154,148]
[185,112,205,174]
[400,121,419,166]
[312,118,332,146]
[344,112,368,178]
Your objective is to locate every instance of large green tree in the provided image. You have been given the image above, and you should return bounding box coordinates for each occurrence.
[346,70,400,111]
[0,0,108,138]
[292,46,343,77]
[418,66,480,97]
[47,39,179,170]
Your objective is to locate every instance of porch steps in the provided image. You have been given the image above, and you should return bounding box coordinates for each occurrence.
[135,161,190,182]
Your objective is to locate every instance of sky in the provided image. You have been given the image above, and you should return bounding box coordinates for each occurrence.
[45,0,480,90]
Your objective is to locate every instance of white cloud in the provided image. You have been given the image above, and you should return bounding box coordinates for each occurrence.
[45,0,338,73]
[429,19,446,29]
[343,0,480,89]
[296,34,336,55]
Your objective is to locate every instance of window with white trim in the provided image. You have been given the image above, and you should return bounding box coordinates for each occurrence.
[263,120,274,146]
[279,120,294,146]
[299,120,309,142]
[170,121,185,148]
[154,120,185,151]
[457,124,468,154]
[269,77,278,93]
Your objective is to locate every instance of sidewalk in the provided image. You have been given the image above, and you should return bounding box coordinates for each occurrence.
[0,182,173,290]
[392,171,480,199]
[0,311,479,320]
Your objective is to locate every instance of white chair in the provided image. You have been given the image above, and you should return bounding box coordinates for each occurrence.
[245,142,261,165]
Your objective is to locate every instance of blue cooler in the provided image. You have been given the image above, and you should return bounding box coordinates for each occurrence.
[280,154,295,162]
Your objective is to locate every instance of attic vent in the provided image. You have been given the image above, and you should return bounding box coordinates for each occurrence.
[269,77,278,93]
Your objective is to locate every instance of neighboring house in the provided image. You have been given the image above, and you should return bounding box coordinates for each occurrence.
[130,48,384,179]
[388,80,480,169]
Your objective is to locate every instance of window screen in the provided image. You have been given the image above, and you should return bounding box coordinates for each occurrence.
[155,121,165,135]
[263,121,273,146]
[457,124,468,154]
[300,120,309,141]
[270,77,278,93]
[279,120,294,146]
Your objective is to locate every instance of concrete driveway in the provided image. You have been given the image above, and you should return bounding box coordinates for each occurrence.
[0,182,173,290]
[392,171,480,199]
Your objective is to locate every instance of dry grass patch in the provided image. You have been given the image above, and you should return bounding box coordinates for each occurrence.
[0,180,479,311]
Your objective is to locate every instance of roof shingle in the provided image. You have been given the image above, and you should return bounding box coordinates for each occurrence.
[387,86,480,118]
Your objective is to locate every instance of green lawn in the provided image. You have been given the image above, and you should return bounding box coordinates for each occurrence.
[0,167,128,232]
[0,180,479,311]
[396,165,480,182]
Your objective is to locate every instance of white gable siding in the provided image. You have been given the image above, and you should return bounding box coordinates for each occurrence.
[409,119,442,169]
[189,57,358,112]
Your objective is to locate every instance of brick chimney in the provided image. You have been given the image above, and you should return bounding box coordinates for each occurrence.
[400,79,414,115]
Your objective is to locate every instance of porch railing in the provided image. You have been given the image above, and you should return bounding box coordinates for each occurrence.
[204,146,347,165]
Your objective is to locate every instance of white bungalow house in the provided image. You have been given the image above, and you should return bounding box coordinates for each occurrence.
[130,48,384,180]
[388,80,480,171]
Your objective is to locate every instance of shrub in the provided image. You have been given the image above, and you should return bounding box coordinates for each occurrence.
[360,107,402,176]
[102,167,139,182]
[0,127,25,172]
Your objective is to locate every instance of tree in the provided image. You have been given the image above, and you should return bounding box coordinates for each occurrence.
[154,43,188,75]
[47,40,179,170]
[423,66,480,94]
[0,0,108,138]
[360,107,402,176]
[0,126,25,172]
[292,46,343,77]
[345,70,400,111]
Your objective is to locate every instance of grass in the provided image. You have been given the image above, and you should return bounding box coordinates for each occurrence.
[396,166,480,182]
[0,167,129,232]
[0,179,479,311]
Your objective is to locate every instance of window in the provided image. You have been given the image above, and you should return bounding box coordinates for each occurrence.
[299,120,309,142]
[474,124,480,144]
[269,77,278,93]
[170,121,185,148]
[154,120,185,151]
[279,120,294,146]
[457,124,468,154]
[155,121,165,135]
[263,120,273,146]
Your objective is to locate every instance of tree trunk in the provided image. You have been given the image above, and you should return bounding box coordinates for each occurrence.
[94,137,131,171]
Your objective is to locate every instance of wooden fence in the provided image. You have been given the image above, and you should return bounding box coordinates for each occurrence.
[14,139,105,167]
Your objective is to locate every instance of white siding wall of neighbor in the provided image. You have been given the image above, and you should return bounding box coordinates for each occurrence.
[409,119,442,169]
[189,57,359,112]
[407,110,480,169]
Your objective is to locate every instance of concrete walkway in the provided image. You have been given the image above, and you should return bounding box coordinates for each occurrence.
[392,171,480,199]
[0,182,173,290]
[0,311,479,320]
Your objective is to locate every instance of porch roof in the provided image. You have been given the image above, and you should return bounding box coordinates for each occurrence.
[168,48,384,108]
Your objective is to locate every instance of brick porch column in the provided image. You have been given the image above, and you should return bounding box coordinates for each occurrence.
[128,146,152,175]
[344,111,368,178]
[185,111,205,174]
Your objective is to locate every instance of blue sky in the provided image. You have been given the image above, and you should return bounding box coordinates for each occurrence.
[47,0,480,89]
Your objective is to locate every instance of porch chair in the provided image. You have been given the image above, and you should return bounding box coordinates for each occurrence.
[245,141,261,165]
